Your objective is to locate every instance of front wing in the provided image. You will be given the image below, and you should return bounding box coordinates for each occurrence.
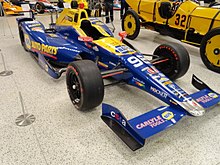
[101,75,220,151]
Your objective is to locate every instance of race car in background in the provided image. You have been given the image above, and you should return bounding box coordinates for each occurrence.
[29,0,59,14]
[122,0,220,73]
[2,0,23,15]
[17,5,220,151]
[10,0,59,14]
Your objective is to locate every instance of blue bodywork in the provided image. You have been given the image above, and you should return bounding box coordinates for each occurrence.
[17,11,220,151]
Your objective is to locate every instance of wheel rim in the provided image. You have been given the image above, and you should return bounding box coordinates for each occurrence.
[69,71,81,108]
[205,35,220,67]
[124,14,136,36]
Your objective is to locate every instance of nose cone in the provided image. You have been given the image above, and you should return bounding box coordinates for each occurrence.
[180,99,205,117]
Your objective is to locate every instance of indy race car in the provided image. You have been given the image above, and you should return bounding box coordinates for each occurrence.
[10,0,60,14]
[2,0,23,15]
[29,0,60,14]
[17,5,220,151]
[122,0,220,73]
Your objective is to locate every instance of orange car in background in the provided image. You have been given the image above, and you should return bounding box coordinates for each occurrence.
[2,0,23,15]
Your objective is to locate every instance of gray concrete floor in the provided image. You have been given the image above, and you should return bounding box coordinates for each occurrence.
[1,11,220,165]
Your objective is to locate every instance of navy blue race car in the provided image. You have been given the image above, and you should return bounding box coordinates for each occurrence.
[17,7,220,151]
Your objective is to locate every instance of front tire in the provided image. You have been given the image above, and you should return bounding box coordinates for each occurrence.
[200,28,220,73]
[152,43,190,80]
[66,60,104,111]
[122,9,140,40]
[18,24,29,51]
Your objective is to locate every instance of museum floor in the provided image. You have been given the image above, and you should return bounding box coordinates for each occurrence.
[0,11,220,165]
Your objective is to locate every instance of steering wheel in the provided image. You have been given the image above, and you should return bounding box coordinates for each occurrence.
[171,1,181,14]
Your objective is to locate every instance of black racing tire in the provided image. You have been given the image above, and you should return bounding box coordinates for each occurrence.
[200,28,220,73]
[122,9,140,40]
[18,24,29,51]
[34,2,45,14]
[153,43,190,80]
[66,60,104,111]
[71,0,78,9]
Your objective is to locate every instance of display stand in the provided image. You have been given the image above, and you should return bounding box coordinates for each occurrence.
[0,49,13,76]
[15,92,35,127]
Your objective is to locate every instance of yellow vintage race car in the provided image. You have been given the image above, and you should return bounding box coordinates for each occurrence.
[2,0,23,15]
[122,0,220,73]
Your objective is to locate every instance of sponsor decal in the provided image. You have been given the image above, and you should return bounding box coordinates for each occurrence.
[150,86,168,98]
[110,111,126,127]
[24,34,31,49]
[208,93,218,98]
[27,23,41,27]
[31,27,44,32]
[152,73,172,86]
[162,111,176,123]
[168,83,188,100]
[135,81,145,88]
[196,93,218,103]
[136,115,165,129]
[133,77,145,87]
[115,45,134,54]
[162,111,174,120]
[65,15,73,22]
[146,67,158,74]
[31,41,58,55]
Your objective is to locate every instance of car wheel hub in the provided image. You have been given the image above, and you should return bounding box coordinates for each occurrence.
[214,48,220,55]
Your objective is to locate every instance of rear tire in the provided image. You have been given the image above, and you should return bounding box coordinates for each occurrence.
[153,43,190,80]
[66,60,104,111]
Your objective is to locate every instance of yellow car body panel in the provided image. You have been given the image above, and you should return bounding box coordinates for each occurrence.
[93,37,136,56]
[190,7,220,35]
[56,8,110,37]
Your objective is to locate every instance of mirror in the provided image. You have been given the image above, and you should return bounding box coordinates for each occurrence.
[78,36,93,42]
[118,31,127,41]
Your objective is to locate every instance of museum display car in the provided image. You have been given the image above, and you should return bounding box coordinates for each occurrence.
[17,5,220,151]
[2,0,23,15]
[122,0,220,73]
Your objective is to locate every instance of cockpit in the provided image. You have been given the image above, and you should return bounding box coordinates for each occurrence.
[159,0,182,19]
